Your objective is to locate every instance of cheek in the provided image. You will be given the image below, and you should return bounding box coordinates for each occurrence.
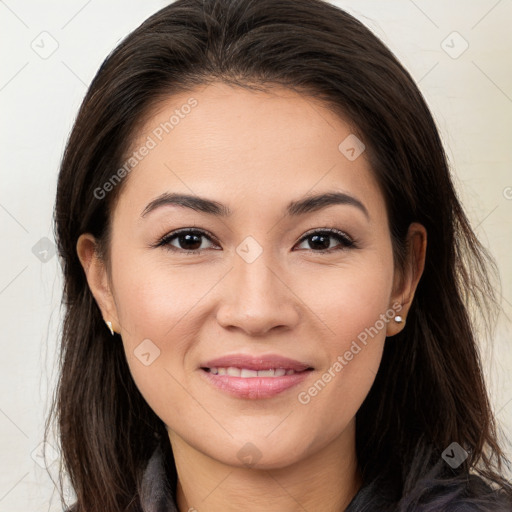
[322,272,392,356]
[110,256,219,413]
[294,308,387,452]
[293,253,393,422]
[300,249,394,345]
[112,248,214,345]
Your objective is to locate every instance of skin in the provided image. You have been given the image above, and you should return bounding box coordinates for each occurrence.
[77,83,427,512]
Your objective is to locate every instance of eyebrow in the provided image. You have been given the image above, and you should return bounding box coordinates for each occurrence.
[140,191,369,220]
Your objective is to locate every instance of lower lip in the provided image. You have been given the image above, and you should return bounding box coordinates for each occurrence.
[200,369,313,399]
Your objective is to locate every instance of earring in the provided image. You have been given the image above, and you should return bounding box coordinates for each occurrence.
[106,320,115,336]
[394,315,403,323]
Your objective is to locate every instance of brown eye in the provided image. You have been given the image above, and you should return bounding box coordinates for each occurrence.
[295,229,355,253]
[156,229,218,253]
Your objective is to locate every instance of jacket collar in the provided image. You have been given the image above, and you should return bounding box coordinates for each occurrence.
[140,444,178,512]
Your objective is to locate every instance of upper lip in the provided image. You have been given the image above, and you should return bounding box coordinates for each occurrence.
[201,354,313,372]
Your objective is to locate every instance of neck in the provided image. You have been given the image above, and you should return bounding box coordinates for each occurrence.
[169,419,363,512]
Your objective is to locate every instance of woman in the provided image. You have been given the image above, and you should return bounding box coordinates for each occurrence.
[47,0,512,510]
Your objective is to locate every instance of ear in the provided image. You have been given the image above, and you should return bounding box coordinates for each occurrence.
[76,233,121,334]
[386,222,427,337]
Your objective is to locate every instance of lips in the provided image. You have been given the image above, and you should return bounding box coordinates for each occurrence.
[199,354,314,399]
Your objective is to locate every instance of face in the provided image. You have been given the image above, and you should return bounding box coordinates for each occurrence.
[80,83,422,470]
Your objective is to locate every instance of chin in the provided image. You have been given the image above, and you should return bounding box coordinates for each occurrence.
[203,434,312,470]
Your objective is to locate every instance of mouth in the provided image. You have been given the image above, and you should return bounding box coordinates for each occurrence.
[199,354,314,399]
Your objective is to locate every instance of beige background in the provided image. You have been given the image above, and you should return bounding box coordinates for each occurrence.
[0,1,510,510]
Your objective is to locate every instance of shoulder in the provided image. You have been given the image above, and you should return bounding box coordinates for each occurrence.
[449,474,512,511]
[346,473,512,512]
[400,473,512,512]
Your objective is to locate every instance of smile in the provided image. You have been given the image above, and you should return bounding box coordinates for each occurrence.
[200,366,313,399]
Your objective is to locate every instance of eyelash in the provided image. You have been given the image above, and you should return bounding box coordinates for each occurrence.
[153,227,357,255]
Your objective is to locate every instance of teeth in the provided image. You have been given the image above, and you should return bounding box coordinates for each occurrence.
[240,369,258,377]
[227,367,240,377]
[208,366,296,377]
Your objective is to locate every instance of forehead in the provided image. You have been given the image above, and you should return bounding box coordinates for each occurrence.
[113,82,384,222]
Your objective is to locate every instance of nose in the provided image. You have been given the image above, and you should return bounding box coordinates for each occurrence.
[215,250,301,337]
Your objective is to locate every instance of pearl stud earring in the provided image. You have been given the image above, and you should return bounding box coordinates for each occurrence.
[394,315,403,323]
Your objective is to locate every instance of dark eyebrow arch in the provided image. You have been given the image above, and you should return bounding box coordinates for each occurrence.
[140,191,369,220]
[141,192,230,218]
[287,192,369,219]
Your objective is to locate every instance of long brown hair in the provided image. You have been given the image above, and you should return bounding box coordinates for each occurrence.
[47,0,512,510]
